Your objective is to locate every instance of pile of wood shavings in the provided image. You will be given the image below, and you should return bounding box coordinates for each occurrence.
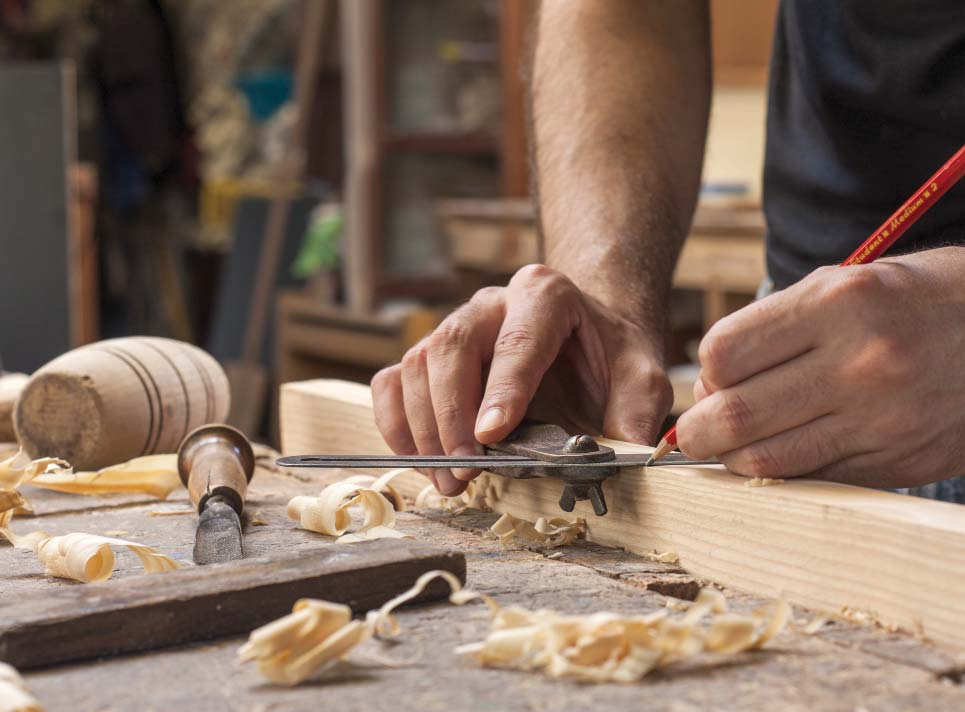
[457,586,792,682]
[239,570,791,686]
[1,454,180,584]
[490,512,585,547]
[0,662,41,712]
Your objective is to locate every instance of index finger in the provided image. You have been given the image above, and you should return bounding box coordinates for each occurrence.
[474,267,583,443]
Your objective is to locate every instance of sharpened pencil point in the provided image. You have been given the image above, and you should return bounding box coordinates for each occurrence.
[647,425,678,466]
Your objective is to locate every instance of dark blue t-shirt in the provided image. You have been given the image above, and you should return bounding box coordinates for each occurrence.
[764,0,965,289]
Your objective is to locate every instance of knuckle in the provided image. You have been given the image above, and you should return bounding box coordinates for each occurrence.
[431,396,463,426]
[511,264,577,302]
[742,443,783,478]
[511,263,558,285]
[429,319,474,353]
[697,331,731,387]
[494,327,536,357]
[401,343,428,371]
[849,336,911,385]
[720,391,755,439]
[371,365,400,391]
[822,266,886,307]
[470,285,504,305]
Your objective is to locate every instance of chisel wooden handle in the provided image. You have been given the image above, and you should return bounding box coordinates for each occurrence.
[177,424,254,515]
[14,337,229,470]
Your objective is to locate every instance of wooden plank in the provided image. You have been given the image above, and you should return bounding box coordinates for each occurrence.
[280,378,965,652]
[0,538,464,670]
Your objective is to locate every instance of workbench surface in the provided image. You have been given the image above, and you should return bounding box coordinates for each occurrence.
[4,465,964,712]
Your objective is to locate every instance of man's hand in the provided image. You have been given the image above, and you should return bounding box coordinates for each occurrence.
[676,247,965,489]
[372,265,673,496]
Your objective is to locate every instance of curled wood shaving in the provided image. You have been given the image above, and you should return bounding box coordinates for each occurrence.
[490,512,585,547]
[0,662,42,712]
[0,451,69,490]
[0,491,46,550]
[33,533,180,583]
[744,477,785,488]
[343,469,411,511]
[456,586,791,682]
[239,570,480,685]
[28,454,181,499]
[415,479,483,513]
[287,481,409,543]
[238,598,371,685]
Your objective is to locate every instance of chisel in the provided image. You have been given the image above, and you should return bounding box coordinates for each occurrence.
[177,424,254,565]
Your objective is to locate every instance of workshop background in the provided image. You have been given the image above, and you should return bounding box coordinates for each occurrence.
[0,0,776,442]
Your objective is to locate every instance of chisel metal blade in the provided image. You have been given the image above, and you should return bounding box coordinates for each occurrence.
[193,498,245,565]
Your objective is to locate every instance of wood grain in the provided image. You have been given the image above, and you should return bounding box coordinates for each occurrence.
[280,379,965,652]
[14,337,229,470]
[0,538,464,669]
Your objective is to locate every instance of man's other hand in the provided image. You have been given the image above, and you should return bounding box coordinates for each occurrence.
[676,247,965,489]
[372,264,673,496]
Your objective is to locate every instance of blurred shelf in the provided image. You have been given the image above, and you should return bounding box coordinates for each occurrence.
[381,129,498,155]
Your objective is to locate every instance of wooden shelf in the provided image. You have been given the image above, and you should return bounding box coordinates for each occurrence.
[381,129,498,155]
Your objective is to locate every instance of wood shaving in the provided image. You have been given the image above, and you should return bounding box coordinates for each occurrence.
[0,450,70,490]
[0,662,42,712]
[802,616,829,634]
[247,511,268,526]
[238,598,371,685]
[32,533,180,583]
[744,477,785,488]
[239,569,479,685]
[28,454,181,499]
[287,481,407,543]
[415,479,483,514]
[240,570,790,686]
[456,586,792,682]
[643,549,680,564]
[343,469,411,511]
[0,491,45,549]
[490,512,585,547]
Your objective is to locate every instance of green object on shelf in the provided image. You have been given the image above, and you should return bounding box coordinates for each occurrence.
[291,203,343,279]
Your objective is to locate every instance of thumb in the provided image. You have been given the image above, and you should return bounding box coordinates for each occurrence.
[602,361,673,445]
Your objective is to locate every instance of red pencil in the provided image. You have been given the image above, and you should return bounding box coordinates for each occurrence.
[647,142,965,465]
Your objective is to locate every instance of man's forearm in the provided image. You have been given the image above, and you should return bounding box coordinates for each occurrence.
[530,0,711,338]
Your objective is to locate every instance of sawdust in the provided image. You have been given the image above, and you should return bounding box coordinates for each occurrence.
[744,477,785,488]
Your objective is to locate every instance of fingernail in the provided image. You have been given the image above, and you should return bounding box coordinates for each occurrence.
[435,468,467,497]
[476,407,507,435]
[452,445,482,482]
